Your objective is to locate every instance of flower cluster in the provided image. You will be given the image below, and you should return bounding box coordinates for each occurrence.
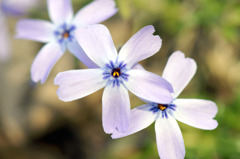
[15,0,218,159]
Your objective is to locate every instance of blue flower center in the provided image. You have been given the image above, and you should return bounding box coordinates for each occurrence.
[63,31,70,39]
[103,61,129,87]
[112,68,121,78]
[158,104,167,111]
[150,103,176,118]
[54,23,76,45]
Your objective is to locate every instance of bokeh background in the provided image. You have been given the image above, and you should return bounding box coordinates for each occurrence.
[0,0,240,158]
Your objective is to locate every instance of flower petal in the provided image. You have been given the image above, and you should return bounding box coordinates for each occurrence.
[73,0,117,26]
[102,84,130,134]
[155,116,185,159]
[15,19,54,42]
[31,42,63,84]
[111,104,156,138]
[173,99,218,130]
[125,69,173,104]
[55,69,106,101]
[67,39,98,68]
[118,25,162,69]
[75,24,118,68]
[1,0,38,16]
[131,63,145,70]
[47,0,73,24]
[162,51,197,98]
[0,13,10,61]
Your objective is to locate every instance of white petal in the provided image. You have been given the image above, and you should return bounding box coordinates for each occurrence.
[102,84,130,134]
[162,51,197,98]
[15,19,54,42]
[55,69,106,101]
[47,0,73,24]
[67,39,98,68]
[131,63,145,70]
[125,69,173,104]
[130,65,153,104]
[0,13,10,61]
[73,0,117,26]
[31,42,63,84]
[173,99,218,130]
[118,25,162,69]
[155,116,185,159]
[75,24,117,68]
[111,104,156,138]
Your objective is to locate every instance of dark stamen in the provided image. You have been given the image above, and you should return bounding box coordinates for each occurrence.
[112,68,121,78]
[158,104,167,111]
[63,31,69,39]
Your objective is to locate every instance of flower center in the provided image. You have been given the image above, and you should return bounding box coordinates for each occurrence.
[158,104,167,111]
[54,23,76,44]
[149,103,176,118]
[103,61,129,87]
[112,68,121,78]
[63,31,70,39]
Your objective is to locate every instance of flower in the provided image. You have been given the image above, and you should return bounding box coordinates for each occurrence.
[1,0,38,16]
[111,51,218,159]
[0,0,38,62]
[54,24,174,134]
[15,0,118,84]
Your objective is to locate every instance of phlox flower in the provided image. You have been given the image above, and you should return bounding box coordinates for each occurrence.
[15,0,117,83]
[112,51,218,159]
[54,24,174,134]
[1,0,38,16]
[0,0,38,61]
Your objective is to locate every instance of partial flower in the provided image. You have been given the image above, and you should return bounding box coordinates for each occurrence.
[54,24,174,134]
[15,0,118,83]
[0,10,10,61]
[1,0,38,16]
[0,0,38,62]
[111,51,218,159]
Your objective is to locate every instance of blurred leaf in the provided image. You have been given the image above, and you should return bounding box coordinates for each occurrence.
[116,0,132,20]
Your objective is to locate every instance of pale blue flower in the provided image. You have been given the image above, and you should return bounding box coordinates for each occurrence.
[54,24,174,134]
[112,51,218,159]
[0,0,38,61]
[15,0,118,83]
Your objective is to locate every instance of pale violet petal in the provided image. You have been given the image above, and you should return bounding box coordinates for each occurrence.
[125,69,173,104]
[1,0,38,16]
[131,63,145,70]
[73,0,118,26]
[55,69,106,101]
[111,104,156,139]
[0,13,10,61]
[130,64,154,104]
[47,0,73,24]
[102,84,130,134]
[15,19,54,42]
[118,25,162,69]
[67,39,98,68]
[31,42,63,84]
[75,24,118,68]
[173,99,218,130]
[162,51,197,98]
[155,116,185,159]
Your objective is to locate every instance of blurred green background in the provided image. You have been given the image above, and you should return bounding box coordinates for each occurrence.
[0,0,240,158]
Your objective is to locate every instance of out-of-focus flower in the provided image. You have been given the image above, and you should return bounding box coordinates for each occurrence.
[0,0,38,62]
[54,24,174,134]
[112,51,218,159]
[0,10,10,61]
[15,0,118,84]
[1,0,38,16]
